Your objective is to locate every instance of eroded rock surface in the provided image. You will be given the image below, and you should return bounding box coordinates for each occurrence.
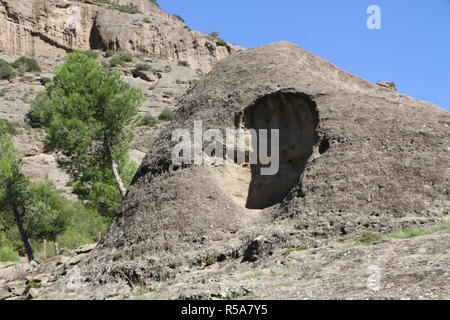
[0,0,240,72]
[79,42,449,288]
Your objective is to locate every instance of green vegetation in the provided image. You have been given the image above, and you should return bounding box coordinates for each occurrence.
[282,245,309,256]
[138,114,159,127]
[338,222,450,250]
[177,60,190,68]
[109,53,133,67]
[0,50,148,262]
[30,52,144,216]
[12,56,41,74]
[78,50,99,59]
[205,256,217,266]
[0,123,34,261]
[0,121,107,262]
[135,63,152,71]
[358,232,383,245]
[0,232,19,262]
[143,17,151,24]
[173,14,185,23]
[39,77,52,86]
[135,63,162,73]
[0,120,18,135]
[92,0,141,14]
[105,50,115,58]
[216,38,227,46]
[158,107,174,121]
[0,59,15,80]
[387,81,398,91]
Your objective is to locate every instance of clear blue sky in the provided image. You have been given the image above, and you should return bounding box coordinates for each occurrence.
[159,0,450,111]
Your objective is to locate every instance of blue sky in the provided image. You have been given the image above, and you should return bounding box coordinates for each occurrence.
[159,0,450,111]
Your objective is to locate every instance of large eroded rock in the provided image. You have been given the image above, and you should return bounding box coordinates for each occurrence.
[78,42,449,285]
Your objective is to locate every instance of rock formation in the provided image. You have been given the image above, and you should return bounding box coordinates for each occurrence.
[0,0,239,72]
[80,42,450,286]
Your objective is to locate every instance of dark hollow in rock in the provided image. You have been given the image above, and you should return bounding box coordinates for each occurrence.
[244,92,319,209]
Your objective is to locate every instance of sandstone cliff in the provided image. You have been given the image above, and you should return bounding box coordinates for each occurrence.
[0,0,239,72]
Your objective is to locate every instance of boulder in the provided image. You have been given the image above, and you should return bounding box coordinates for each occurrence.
[77,42,450,285]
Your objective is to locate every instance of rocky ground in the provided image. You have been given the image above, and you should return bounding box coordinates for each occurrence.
[1,227,448,300]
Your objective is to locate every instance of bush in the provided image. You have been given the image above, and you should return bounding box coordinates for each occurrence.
[158,107,174,121]
[105,50,115,58]
[12,56,41,73]
[135,63,152,71]
[79,50,99,59]
[114,4,140,14]
[0,59,15,80]
[24,180,72,242]
[39,77,52,86]
[0,233,19,262]
[143,17,151,24]
[216,38,227,46]
[109,53,133,67]
[56,202,108,249]
[358,232,383,245]
[173,14,185,23]
[177,60,190,68]
[138,114,159,127]
[0,119,18,135]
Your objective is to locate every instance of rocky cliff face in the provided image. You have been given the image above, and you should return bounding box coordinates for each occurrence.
[0,0,239,72]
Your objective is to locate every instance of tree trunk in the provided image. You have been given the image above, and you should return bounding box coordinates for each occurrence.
[12,205,34,262]
[106,142,127,199]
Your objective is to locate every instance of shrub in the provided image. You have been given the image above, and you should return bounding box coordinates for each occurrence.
[105,50,115,58]
[39,77,52,86]
[0,119,18,135]
[358,232,383,245]
[0,233,19,262]
[143,17,151,24]
[135,63,152,71]
[109,53,133,67]
[158,107,174,121]
[138,114,159,127]
[0,59,15,80]
[173,14,185,23]
[56,202,108,249]
[24,180,72,242]
[12,56,41,73]
[80,50,99,59]
[216,38,227,46]
[177,60,190,68]
[116,5,140,14]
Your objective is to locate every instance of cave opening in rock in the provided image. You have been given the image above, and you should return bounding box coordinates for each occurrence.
[243,92,319,209]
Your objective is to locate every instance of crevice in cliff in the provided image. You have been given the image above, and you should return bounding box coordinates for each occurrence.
[0,0,20,23]
[30,31,72,52]
[89,20,104,50]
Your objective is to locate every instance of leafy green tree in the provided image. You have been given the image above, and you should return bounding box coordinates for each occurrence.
[0,59,15,80]
[0,122,34,261]
[31,52,144,216]
[24,180,71,242]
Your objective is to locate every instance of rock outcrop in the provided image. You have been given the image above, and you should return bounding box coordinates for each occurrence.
[0,0,240,72]
[79,42,450,286]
